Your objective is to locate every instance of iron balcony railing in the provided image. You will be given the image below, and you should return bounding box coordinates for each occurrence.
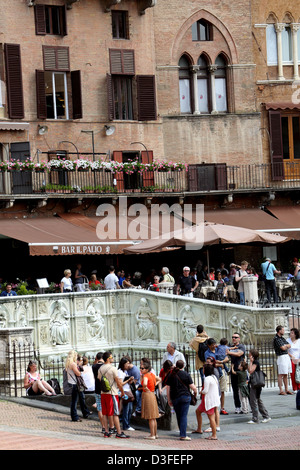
[0,161,300,196]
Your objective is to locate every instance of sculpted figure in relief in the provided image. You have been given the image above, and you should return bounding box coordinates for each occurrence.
[86,300,105,340]
[136,297,157,340]
[49,300,70,346]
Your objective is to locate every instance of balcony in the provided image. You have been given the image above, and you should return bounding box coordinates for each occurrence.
[0,160,300,198]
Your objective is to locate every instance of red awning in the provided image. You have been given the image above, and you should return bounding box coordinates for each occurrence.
[265,102,300,111]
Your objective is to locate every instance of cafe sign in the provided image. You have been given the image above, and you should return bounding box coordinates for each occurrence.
[29,242,135,256]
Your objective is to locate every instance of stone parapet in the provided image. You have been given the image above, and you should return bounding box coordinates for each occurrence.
[0,291,290,361]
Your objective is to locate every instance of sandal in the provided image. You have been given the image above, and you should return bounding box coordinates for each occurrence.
[286,391,294,395]
[205,436,218,440]
[192,430,203,434]
[278,391,286,395]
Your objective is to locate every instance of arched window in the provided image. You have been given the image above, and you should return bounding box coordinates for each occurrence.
[215,55,228,112]
[192,19,213,41]
[179,55,192,113]
[197,55,209,113]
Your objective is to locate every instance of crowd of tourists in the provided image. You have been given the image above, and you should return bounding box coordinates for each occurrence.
[24,324,300,441]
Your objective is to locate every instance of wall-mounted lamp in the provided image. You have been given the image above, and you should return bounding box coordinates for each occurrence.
[104,125,116,136]
[38,125,48,135]
[227,193,233,204]
[27,0,36,6]
[53,245,59,253]
[268,192,275,201]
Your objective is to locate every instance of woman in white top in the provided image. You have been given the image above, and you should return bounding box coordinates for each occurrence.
[81,356,95,393]
[60,269,73,293]
[193,363,220,440]
[287,328,300,391]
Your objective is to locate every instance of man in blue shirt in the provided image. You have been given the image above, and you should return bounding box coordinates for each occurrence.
[261,257,281,304]
[0,284,17,297]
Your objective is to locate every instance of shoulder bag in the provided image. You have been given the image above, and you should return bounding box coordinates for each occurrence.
[175,371,197,406]
[250,369,266,389]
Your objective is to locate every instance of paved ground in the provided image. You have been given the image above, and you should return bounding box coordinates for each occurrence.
[0,388,299,452]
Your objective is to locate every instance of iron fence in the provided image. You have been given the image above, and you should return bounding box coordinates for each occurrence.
[0,340,294,399]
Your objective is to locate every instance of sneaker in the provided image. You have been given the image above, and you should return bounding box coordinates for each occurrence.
[235,408,241,414]
[247,420,258,424]
[124,427,135,431]
[116,432,130,439]
[220,409,228,415]
[103,432,111,438]
[109,427,117,434]
[101,427,106,433]
[261,417,271,423]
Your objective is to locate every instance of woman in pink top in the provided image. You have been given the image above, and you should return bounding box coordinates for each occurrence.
[24,361,56,396]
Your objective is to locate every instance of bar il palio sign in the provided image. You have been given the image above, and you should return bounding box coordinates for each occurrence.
[29,243,132,256]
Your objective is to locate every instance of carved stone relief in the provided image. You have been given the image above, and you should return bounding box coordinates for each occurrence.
[134,297,158,340]
[49,300,70,346]
[86,298,105,341]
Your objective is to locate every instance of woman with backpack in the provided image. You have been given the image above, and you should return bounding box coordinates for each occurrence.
[65,350,91,422]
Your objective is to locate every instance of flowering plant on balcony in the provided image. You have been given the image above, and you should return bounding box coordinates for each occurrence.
[0,157,188,173]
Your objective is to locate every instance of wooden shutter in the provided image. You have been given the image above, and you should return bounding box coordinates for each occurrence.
[109,49,135,75]
[113,151,124,191]
[4,44,24,119]
[43,46,70,71]
[136,75,157,121]
[188,165,199,191]
[71,70,82,119]
[215,163,228,190]
[269,110,284,181]
[34,5,46,35]
[141,150,154,188]
[36,70,47,119]
[106,73,114,120]
[62,5,68,36]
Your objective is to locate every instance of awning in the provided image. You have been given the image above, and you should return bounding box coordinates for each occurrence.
[0,122,30,131]
[0,211,190,255]
[266,206,300,236]
[182,208,300,239]
[0,216,134,256]
[265,102,300,111]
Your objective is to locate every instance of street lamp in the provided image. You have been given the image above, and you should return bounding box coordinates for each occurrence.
[81,130,95,161]
[58,140,79,158]
[130,141,150,162]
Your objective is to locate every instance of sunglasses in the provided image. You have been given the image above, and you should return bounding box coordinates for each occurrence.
[140,367,147,370]
[232,336,239,339]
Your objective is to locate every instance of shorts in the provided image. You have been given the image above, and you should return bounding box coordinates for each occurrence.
[101,394,120,417]
[219,373,228,393]
[277,354,292,375]
[197,395,215,416]
[95,393,102,412]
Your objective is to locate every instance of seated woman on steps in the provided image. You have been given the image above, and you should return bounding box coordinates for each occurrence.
[24,360,56,397]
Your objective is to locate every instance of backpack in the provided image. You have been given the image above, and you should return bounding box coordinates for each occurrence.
[47,378,61,395]
[197,339,208,363]
[233,270,240,290]
[99,367,112,393]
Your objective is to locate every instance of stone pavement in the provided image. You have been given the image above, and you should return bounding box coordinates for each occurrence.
[0,388,299,451]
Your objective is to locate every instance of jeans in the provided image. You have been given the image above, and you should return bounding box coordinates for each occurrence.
[239,292,245,305]
[122,400,133,430]
[265,279,278,303]
[70,384,90,421]
[135,389,142,412]
[172,394,191,438]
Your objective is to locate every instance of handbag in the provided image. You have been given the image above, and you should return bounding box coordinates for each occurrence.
[76,375,87,393]
[295,363,300,384]
[250,369,266,389]
[123,389,135,403]
[175,371,198,406]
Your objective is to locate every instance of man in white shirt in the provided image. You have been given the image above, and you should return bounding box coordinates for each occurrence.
[104,266,120,290]
[162,342,186,368]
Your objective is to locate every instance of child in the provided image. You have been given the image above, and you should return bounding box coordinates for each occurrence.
[216,338,229,374]
[231,360,249,414]
[192,363,220,440]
